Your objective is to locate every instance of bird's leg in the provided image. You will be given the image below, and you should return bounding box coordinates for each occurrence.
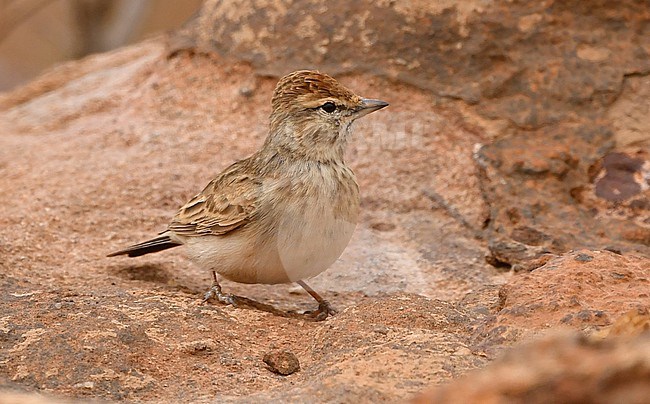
[297,280,337,320]
[202,271,236,306]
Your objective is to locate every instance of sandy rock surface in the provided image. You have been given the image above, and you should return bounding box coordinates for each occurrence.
[1,1,649,402]
[416,329,650,404]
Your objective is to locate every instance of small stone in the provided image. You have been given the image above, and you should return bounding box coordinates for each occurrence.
[371,222,396,232]
[193,363,210,372]
[180,339,217,355]
[239,87,254,97]
[604,246,622,255]
[263,350,300,375]
[74,381,94,389]
[574,253,593,262]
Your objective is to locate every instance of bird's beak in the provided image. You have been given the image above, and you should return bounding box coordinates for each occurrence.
[354,98,389,118]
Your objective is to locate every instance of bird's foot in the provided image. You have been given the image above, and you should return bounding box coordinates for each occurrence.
[202,285,236,306]
[295,280,336,321]
[304,300,337,321]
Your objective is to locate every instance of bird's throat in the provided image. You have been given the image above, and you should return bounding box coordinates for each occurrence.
[262,124,347,164]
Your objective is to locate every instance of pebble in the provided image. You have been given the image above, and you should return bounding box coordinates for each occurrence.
[263,350,300,376]
[74,381,94,389]
[574,253,594,262]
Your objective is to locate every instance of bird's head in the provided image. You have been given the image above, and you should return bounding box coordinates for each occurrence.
[266,70,388,162]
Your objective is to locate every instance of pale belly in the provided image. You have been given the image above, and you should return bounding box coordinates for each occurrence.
[180,199,357,284]
[273,201,357,282]
[180,161,360,284]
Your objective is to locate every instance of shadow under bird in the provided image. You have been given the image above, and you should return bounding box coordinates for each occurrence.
[108,70,388,320]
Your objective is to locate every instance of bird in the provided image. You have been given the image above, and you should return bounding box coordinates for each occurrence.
[108,70,388,320]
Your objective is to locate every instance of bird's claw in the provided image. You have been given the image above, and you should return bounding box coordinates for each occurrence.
[304,300,337,321]
[202,285,236,306]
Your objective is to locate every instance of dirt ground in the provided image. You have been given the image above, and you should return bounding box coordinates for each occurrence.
[0,42,504,402]
[1,1,649,402]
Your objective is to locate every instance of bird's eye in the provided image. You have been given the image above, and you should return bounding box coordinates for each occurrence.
[320,102,337,113]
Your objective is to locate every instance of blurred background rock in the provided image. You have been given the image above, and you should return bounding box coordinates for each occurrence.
[0,0,202,91]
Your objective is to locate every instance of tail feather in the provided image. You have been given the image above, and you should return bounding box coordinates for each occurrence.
[107,235,181,258]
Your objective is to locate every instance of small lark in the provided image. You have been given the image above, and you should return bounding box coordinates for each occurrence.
[108,70,388,320]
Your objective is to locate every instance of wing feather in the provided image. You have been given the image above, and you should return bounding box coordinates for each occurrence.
[168,159,260,237]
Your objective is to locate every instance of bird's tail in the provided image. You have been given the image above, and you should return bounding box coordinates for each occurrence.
[107,234,182,258]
